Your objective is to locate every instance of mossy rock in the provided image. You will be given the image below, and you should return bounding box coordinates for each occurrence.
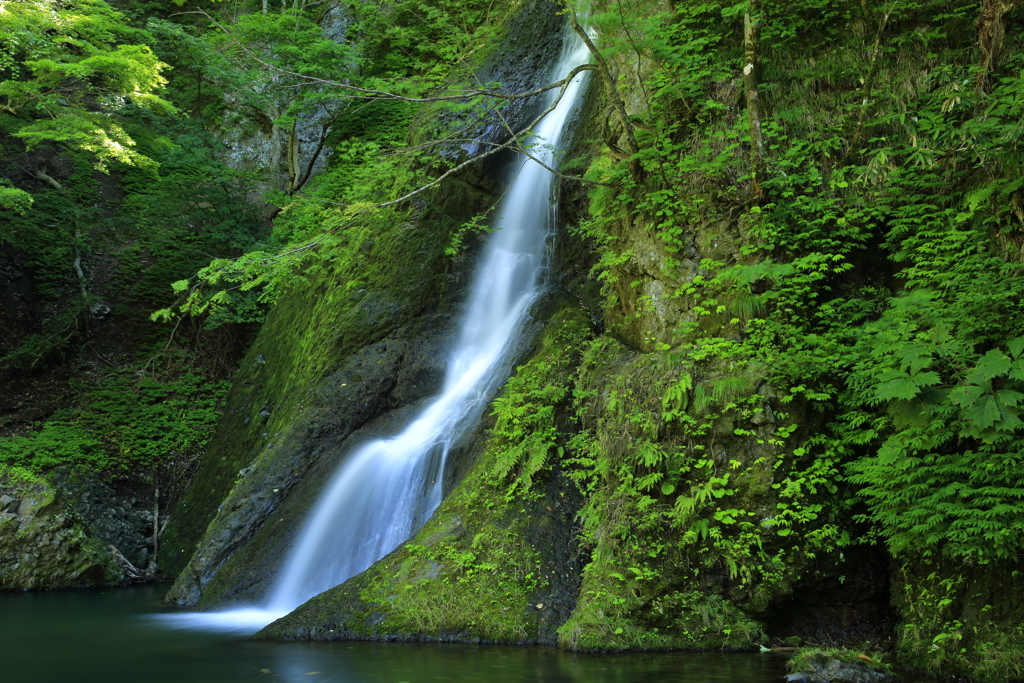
[0,466,121,589]
[551,334,875,651]
[786,649,895,683]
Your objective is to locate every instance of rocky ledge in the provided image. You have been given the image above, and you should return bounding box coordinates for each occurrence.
[786,653,898,683]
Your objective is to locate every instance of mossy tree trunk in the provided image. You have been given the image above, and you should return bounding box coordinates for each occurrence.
[976,0,1020,94]
[743,0,763,198]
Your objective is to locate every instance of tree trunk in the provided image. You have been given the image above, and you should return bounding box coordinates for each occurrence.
[287,118,300,191]
[292,121,331,194]
[743,2,764,197]
[271,104,283,192]
[976,0,1020,94]
[843,1,897,166]
[566,7,641,176]
[72,231,88,301]
[152,481,159,564]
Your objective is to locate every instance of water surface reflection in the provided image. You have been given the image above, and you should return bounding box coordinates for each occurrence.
[3,586,792,683]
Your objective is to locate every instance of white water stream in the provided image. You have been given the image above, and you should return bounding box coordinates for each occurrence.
[159,28,591,634]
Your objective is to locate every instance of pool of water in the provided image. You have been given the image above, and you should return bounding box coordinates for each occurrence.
[2,586,798,683]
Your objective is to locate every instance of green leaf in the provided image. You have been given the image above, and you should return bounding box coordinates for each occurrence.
[996,389,1024,408]
[899,344,934,374]
[968,350,1012,384]
[1007,357,1024,383]
[951,382,988,408]
[874,369,920,402]
[1008,336,1024,360]
[964,395,1003,431]
[889,400,927,429]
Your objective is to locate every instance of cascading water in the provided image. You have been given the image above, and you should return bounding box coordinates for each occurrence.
[158,27,591,634]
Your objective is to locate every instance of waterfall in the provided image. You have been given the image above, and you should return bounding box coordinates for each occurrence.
[158,27,591,634]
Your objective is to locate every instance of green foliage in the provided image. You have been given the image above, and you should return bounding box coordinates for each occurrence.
[0,371,229,473]
[0,0,175,171]
[560,583,762,651]
[359,0,502,84]
[489,308,593,496]
[0,181,32,213]
[577,0,1024,571]
[894,561,1024,683]
[556,0,1024,664]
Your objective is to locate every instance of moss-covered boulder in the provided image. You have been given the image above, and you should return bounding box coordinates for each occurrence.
[0,466,121,589]
[551,339,805,651]
[785,648,896,683]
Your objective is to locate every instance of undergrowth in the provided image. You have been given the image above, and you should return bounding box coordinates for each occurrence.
[557,0,1024,669]
[0,369,229,475]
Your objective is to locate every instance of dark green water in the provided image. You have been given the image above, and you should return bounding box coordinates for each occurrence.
[2,586,792,683]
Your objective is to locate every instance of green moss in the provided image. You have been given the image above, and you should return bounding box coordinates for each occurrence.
[349,489,546,642]
[554,331,853,650]
[0,466,121,589]
[559,582,762,651]
[160,204,463,576]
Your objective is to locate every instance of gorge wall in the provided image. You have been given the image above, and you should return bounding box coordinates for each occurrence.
[3,2,1023,682]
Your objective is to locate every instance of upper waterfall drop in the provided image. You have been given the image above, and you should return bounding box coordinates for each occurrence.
[267,29,592,613]
[156,26,592,633]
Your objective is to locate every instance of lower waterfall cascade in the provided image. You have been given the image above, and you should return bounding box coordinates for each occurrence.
[157,27,592,633]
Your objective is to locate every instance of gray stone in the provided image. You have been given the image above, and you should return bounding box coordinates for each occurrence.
[792,657,898,683]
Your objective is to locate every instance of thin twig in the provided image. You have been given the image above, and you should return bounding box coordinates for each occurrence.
[379,63,599,207]
[88,343,117,369]
[842,0,900,166]
[197,10,592,104]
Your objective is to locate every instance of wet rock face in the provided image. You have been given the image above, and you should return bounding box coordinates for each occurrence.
[164,320,461,607]
[0,471,122,590]
[475,0,565,133]
[51,470,154,570]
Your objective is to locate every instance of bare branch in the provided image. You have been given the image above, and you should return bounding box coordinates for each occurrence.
[565,4,640,161]
[197,10,596,104]
[512,144,611,187]
[472,71,610,187]
[378,63,599,207]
